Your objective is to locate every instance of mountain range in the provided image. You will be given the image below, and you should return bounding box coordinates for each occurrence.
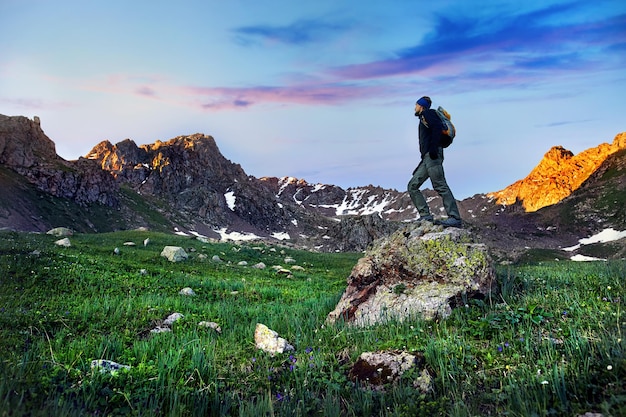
[1,114,624,262]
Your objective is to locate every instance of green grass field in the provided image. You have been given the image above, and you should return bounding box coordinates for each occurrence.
[0,230,624,416]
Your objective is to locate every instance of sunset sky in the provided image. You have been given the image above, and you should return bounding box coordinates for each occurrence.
[1,0,625,199]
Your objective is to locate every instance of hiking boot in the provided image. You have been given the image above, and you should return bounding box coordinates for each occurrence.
[419,215,434,223]
[435,218,462,228]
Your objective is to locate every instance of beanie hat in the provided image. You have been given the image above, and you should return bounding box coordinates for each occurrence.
[416,97,431,109]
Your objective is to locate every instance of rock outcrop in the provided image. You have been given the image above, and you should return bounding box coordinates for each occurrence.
[327,223,496,326]
[0,115,118,207]
[488,133,626,212]
[0,115,57,166]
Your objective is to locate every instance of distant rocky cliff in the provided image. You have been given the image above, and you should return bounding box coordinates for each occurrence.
[488,133,626,212]
[0,115,118,206]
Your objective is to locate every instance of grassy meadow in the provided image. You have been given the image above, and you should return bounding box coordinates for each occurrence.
[0,230,624,416]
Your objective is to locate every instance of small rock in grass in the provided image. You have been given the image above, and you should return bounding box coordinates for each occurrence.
[163,312,184,326]
[198,321,222,333]
[160,246,188,262]
[254,323,294,355]
[54,238,71,247]
[179,287,196,296]
[91,359,130,374]
[150,326,171,334]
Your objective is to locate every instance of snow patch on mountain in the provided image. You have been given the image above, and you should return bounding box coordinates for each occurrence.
[563,227,626,261]
[224,191,236,211]
[215,228,260,242]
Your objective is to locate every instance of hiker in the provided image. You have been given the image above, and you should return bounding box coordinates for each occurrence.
[408,96,462,227]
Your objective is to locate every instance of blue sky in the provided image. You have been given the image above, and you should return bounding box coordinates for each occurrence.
[1,0,625,199]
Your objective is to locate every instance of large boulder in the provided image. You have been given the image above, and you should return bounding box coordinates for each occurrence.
[326,223,496,326]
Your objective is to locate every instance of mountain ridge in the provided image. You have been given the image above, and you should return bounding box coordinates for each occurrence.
[488,133,626,212]
[1,114,624,260]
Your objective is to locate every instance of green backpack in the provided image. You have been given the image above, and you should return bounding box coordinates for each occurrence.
[435,106,455,147]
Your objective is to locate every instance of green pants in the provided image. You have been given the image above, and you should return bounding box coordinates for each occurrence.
[407,151,461,220]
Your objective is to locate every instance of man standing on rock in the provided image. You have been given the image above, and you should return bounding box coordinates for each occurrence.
[408,96,462,227]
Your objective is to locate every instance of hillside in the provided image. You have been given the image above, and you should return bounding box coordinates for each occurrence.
[1,114,624,260]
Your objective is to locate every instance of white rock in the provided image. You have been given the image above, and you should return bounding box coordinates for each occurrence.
[91,359,130,374]
[198,321,222,333]
[276,268,292,277]
[160,246,188,262]
[54,238,71,247]
[163,312,184,326]
[254,323,294,355]
[150,326,171,334]
[179,287,196,296]
[47,227,73,237]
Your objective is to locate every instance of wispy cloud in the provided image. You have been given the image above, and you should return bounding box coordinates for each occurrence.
[537,119,594,128]
[81,73,385,111]
[185,82,385,110]
[233,18,350,46]
[330,4,626,82]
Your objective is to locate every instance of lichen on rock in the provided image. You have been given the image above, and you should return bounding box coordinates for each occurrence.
[327,223,496,326]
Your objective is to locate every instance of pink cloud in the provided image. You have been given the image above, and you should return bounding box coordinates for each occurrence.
[183,83,387,110]
[77,72,389,111]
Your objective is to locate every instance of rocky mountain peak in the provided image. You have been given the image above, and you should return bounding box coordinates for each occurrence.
[0,114,118,208]
[87,133,249,193]
[488,133,626,212]
[0,115,58,167]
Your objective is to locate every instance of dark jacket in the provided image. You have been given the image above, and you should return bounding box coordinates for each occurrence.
[418,108,443,159]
